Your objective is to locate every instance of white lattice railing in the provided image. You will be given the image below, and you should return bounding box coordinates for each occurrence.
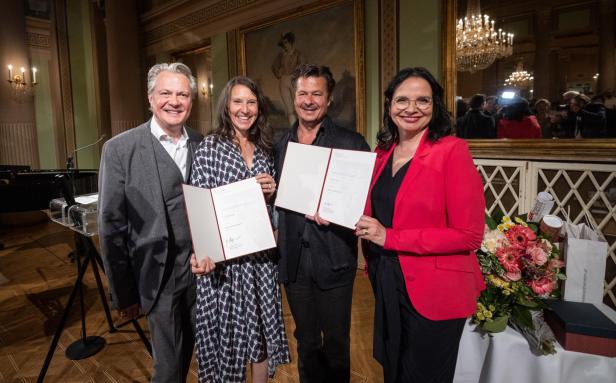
[474,159,616,309]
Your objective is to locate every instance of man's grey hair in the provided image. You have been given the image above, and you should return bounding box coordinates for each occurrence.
[147,62,197,98]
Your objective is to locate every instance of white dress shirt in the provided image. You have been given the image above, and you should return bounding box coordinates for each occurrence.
[150,118,189,180]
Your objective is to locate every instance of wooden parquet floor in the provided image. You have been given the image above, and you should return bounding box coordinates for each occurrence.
[0,220,383,382]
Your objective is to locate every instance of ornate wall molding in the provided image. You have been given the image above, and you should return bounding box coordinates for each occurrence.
[380,0,397,95]
[469,139,616,163]
[26,32,50,48]
[141,0,313,55]
[25,15,51,46]
[144,0,260,45]
[441,0,456,115]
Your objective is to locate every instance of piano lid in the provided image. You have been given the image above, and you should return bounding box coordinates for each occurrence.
[0,168,98,213]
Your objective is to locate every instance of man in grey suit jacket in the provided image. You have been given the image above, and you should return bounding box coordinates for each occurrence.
[98,62,203,382]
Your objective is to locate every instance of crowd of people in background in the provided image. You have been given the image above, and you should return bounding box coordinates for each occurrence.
[455,89,616,139]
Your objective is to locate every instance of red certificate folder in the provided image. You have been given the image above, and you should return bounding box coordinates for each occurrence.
[275,142,376,229]
[183,178,276,263]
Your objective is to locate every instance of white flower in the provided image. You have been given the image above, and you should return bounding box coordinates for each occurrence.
[538,238,553,252]
[481,229,509,253]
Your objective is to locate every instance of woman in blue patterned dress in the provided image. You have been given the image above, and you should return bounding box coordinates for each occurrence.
[189,76,290,382]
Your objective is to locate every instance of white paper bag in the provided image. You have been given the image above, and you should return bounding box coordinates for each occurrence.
[562,228,608,304]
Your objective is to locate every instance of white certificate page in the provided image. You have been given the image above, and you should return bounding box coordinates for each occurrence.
[182,184,225,263]
[210,178,276,260]
[318,149,377,229]
[275,142,331,216]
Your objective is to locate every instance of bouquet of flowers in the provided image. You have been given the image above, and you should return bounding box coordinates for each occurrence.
[473,212,566,355]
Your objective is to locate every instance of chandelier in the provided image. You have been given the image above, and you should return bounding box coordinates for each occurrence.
[504,62,533,88]
[7,64,38,103]
[456,0,514,73]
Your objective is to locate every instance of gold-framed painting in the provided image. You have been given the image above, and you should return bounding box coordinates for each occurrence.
[238,0,365,140]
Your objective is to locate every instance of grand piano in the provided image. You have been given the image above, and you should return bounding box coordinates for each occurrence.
[0,165,98,213]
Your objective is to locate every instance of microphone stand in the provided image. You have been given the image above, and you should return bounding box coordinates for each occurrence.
[38,139,152,383]
[65,135,106,196]
[37,175,109,383]
[65,155,76,200]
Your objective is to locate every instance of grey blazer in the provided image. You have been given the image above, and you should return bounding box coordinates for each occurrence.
[97,121,203,314]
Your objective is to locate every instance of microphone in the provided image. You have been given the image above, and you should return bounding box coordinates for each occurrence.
[66,134,107,170]
[70,134,107,157]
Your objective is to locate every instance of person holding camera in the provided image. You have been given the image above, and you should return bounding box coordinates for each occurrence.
[570,94,607,138]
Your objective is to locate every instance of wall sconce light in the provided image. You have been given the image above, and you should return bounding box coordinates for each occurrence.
[7,64,38,102]
[200,82,213,97]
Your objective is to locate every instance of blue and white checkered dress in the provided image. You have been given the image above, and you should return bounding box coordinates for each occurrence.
[190,135,290,382]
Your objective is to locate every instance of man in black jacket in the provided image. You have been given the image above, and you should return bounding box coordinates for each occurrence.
[274,64,370,383]
[456,94,496,138]
[571,95,607,138]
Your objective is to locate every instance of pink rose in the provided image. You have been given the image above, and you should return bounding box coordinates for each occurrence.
[505,225,536,249]
[548,258,564,271]
[529,277,556,296]
[527,245,548,266]
[505,270,522,281]
[496,247,521,273]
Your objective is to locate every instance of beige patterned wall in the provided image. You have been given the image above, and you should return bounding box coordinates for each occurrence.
[0,123,39,166]
[0,0,39,168]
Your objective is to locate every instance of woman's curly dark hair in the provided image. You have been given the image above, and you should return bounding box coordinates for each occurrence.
[377,67,452,150]
[212,76,272,152]
[501,98,532,121]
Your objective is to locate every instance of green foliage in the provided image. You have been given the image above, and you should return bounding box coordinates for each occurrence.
[485,212,498,230]
[481,315,509,332]
[512,304,535,330]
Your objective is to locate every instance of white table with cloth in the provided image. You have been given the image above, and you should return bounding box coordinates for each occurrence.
[453,305,616,383]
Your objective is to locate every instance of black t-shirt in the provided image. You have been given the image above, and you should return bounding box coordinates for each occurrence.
[369,153,410,257]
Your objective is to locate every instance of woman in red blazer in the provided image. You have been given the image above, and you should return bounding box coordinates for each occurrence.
[355,67,486,383]
[496,98,541,139]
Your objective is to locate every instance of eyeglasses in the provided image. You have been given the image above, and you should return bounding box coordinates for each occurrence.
[392,96,432,110]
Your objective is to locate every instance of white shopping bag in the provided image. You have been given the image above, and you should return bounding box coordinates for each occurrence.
[561,210,608,304]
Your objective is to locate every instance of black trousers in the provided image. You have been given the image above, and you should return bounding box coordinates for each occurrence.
[369,255,465,383]
[284,248,354,383]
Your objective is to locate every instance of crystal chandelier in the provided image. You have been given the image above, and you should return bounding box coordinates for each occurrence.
[504,62,533,88]
[456,0,514,73]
